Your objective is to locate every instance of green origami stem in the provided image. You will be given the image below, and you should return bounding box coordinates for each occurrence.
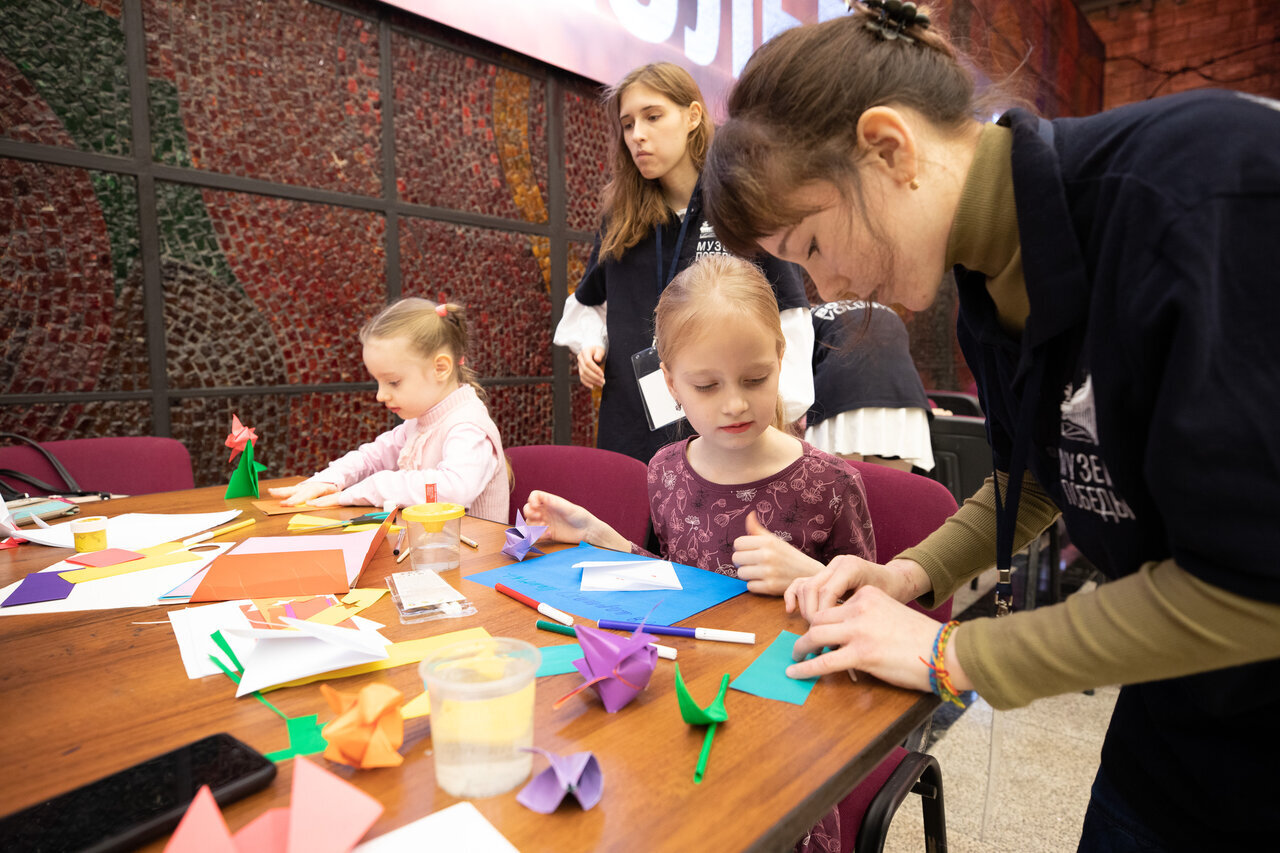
[694,721,718,784]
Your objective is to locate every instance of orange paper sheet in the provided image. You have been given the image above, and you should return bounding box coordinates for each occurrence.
[189,550,349,602]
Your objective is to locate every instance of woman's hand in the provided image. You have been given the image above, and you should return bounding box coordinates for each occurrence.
[576,346,606,389]
[267,481,339,507]
[731,511,827,596]
[785,586,967,693]
[784,555,929,621]
[522,490,631,551]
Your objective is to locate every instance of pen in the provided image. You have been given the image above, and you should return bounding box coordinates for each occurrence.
[393,528,406,556]
[596,619,755,645]
[535,620,676,660]
[395,545,414,564]
[460,533,478,549]
[495,583,574,626]
[182,518,255,546]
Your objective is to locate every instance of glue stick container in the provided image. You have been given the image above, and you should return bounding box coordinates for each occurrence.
[70,516,108,553]
[402,502,464,572]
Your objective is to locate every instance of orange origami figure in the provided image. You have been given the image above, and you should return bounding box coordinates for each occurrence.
[320,683,405,768]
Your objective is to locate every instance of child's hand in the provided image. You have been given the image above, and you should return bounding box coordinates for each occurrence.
[522,490,630,551]
[268,481,339,507]
[576,346,606,389]
[731,511,827,596]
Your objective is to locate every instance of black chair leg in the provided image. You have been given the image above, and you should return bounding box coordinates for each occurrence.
[855,752,947,853]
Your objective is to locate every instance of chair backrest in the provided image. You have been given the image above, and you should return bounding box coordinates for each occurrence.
[845,459,959,622]
[924,389,984,417]
[928,414,992,506]
[0,436,195,498]
[506,444,651,546]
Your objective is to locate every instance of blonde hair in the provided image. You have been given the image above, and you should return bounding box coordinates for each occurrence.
[359,297,485,398]
[655,255,786,430]
[599,62,713,261]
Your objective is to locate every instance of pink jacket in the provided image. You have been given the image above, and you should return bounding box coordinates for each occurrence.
[309,385,509,521]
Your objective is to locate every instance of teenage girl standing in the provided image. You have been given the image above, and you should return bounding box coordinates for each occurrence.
[270,298,508,521]
[701,3,1280,849]
[555,62,813,464]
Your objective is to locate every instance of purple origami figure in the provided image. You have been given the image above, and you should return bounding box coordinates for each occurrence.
[516,747,603,813]
[502,509,547,562]
[554,623,658,713]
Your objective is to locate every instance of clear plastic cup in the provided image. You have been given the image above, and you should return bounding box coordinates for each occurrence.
[401,502,464,572]
[419,637,541,798]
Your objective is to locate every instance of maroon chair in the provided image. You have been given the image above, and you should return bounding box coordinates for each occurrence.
[0,435,195,499]
[838,460,959,853]
[505,444,651,546]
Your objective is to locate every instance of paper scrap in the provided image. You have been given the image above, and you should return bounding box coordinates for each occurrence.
[2,571,74,607]
[265,626,492,692]
[729,630,820,705]
[59,541,203,583]
[353,802,517,852]
[224,616,391,697]
[535,643,583,677]
[63,547,145,568]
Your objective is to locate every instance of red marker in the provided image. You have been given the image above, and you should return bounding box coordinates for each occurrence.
[495,583,574,626]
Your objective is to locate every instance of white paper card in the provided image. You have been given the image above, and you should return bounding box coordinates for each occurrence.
[354,802,519,853]
[636,370,682,429]
[577,559,683,592]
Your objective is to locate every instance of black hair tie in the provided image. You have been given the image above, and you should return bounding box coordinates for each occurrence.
[859,0,931,43]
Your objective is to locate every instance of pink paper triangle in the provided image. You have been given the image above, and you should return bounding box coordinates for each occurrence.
[163,786,237,853]
[285,757,383,853]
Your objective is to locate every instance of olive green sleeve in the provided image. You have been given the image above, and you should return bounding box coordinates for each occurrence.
[956,559,1280,709]
[899,471,1061,609]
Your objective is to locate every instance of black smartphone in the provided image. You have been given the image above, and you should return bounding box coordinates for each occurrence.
[0,732,276,852]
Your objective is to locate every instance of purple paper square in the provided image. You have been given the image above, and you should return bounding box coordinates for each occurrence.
[3,572,75,607]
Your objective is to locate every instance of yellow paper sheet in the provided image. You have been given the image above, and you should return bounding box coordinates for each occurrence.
[306,588,389,626]
[263,627,491,692]
[58,542,202,583]
[401,690,432,718]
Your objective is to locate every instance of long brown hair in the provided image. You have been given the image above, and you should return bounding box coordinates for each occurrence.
[599,63,714,261]
[702,7,980,258]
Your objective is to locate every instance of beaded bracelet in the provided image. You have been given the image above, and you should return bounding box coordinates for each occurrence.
[919,619,965,708]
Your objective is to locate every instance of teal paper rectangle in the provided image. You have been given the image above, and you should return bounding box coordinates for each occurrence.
[729,630,818,706]
[536,643,583,677]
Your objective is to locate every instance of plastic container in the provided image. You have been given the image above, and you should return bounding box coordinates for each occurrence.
[419,637,541,798]
[70,516,108,552]
[401,502,464,572]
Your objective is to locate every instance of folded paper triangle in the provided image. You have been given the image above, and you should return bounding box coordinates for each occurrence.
[556,623,657,713]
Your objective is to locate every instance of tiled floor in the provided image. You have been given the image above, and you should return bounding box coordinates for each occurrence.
[881,565,1118,853]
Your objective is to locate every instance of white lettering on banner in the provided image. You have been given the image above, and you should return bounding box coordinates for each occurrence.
[609,0,678,43]
[684,0,720,66]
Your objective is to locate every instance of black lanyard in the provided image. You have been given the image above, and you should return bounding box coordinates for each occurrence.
[654,211,694,293]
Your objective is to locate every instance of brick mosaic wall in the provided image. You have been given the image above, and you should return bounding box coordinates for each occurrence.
[1086,0,1279,109]
[1,0,1102,486]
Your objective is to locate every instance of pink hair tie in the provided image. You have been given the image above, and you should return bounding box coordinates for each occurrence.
[435,304,448,317]
[458,356,465,366]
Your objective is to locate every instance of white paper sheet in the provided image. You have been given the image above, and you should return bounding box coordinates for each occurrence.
[577,559,684,591]
[222,615,389,696]
[354,802,519,853]
[0,542,232,617]
[168,599,258,679]
[0,510,242,551]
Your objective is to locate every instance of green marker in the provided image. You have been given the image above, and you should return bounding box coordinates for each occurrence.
[536,619,577,638]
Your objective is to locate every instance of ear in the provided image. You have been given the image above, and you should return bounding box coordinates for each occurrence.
[660,362,679,403]
[855,106,919,187]
[433,353,454,381]
[686,100,704,133]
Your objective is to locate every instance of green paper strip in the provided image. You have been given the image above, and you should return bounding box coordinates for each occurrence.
[694,722,718,784]
[210,629,243,672]
[264,714,328,763]
[209,653,287,720]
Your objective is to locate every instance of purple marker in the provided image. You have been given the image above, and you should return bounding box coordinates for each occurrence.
[597,619,755,645]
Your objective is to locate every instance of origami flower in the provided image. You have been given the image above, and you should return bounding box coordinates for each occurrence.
[502,509,547,561]
[554,623,657,713]
[320,683,405,768]
[517,747,603,813]
[225,414,259,462]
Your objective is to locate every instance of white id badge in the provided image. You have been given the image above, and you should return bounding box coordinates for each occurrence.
[631,346,682,431]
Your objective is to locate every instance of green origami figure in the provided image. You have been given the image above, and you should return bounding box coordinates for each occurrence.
[224,413,267,499]
[674,664,730,783]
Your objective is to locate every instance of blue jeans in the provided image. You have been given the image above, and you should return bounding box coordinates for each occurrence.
[1077,767,1169,852]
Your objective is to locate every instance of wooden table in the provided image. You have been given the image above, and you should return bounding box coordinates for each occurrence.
[0,480,937,852]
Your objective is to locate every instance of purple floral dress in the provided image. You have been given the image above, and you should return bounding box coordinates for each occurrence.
[644,438,876,573]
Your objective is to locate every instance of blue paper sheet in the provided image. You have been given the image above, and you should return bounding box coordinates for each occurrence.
[536,643,583,677]
[729,630,819,705]
[466,543,747,627]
